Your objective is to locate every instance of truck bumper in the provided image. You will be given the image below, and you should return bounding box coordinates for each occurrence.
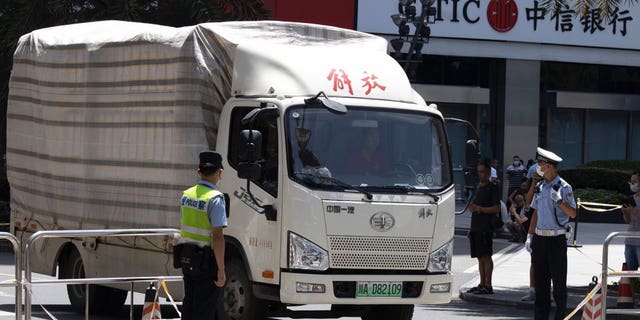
[279,272,452,305]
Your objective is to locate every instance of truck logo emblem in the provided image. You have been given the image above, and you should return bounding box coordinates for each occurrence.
[370,212,395,232]
[418,208,433,219]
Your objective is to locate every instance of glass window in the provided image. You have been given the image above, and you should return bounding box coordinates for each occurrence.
[586,110,627,163]
[549,108,584,168]
[632,112,640,160]
[285,105,452,193]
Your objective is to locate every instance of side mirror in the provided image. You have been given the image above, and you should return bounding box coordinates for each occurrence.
[465,139,480,168]
[237,162,262,180]
[238,129,263,162]
[464,139,480,188]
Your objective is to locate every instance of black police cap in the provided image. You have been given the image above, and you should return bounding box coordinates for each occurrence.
[199,150,223,169]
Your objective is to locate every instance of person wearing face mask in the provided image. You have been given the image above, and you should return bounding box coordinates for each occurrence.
[174,150,227,320]
[622,172,640,271]
[506,155,527,199]
[525,148,576,320]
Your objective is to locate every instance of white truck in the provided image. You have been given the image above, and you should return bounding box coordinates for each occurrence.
[8,20,472,319]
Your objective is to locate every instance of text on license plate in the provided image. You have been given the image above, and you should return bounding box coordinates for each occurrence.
[356,281,402,297]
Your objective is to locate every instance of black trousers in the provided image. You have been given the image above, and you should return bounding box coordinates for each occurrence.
[182,270,221,320]
[533,234,567,320]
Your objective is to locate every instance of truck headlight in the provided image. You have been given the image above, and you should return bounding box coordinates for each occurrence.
[288,232,329,271]
[427,239,453,272]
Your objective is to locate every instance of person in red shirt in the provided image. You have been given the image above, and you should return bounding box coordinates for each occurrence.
[345,127,390,175]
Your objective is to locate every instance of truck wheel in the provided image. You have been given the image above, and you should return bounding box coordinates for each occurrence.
[59,248,127,314]
[223,259,267,320]
[362,305,414,320]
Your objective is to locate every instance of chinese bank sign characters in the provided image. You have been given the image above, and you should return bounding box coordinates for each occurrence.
[357,0,639,50]
[523,1,632,35]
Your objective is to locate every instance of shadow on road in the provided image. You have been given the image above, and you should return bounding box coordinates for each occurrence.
[0,304,181,320]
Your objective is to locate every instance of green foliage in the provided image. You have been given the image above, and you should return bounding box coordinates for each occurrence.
[560,167,630,194]
[580,160,640,174]
[573,188,623,205]
[541,0,637,22]
[0,0,271,146]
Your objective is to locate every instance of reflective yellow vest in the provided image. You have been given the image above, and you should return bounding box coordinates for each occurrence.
[180,184,223,247]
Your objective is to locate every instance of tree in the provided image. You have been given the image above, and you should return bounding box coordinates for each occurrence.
[0,0,270,154]
[541,0,638,21]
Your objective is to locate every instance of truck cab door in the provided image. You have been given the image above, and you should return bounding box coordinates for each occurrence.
[224,103,282,285]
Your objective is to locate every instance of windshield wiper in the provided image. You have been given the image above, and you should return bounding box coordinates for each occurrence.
[366,185,440,202]
[294,172,373,200]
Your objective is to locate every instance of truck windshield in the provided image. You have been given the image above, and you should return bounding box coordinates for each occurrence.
[286,105,452,193]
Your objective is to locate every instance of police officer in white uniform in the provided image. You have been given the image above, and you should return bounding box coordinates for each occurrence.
[525,147,576,320]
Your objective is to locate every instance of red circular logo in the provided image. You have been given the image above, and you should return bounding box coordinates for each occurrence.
[487,0,518,32]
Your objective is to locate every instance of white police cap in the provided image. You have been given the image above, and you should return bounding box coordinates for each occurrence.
[536,147,562,165]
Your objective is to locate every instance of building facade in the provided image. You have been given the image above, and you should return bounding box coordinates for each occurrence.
[264,0,640,189]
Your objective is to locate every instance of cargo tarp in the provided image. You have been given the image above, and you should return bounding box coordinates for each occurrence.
[7,20,385,229]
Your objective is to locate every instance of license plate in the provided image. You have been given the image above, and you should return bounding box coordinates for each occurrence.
[356,281,403,298]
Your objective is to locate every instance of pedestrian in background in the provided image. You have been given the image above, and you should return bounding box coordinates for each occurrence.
[506,194,528,243]
[526,159,538,182]
[622,172,640,270]
[490,159,500,184]
[175,150,227,320]
[525,148,576,320]
[466,159,501,295]
[507,179,529,208]
[506,155,527,197]
[526,159,535,171]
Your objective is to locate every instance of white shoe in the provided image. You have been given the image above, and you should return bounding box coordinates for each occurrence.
[521,289,535,301]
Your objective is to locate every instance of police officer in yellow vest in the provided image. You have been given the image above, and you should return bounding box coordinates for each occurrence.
[176,150,227,320]
[525,147,576,320]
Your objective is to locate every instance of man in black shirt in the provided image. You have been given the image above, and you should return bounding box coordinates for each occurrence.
[467,159,501,294]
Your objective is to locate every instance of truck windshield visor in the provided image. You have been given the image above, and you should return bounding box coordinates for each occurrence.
[286,105,452,193]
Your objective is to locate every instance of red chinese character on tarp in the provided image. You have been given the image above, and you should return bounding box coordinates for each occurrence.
[327,69,353,95]
[361,72,386,95]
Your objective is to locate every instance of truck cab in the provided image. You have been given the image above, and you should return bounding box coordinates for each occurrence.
[215,42,456,319]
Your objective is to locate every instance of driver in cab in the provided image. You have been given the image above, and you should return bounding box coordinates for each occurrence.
[345,126,390,175]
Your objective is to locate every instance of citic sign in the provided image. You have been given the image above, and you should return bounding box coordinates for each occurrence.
[487,0,518,32]
[357,0,639,50]
[435,0,518,32]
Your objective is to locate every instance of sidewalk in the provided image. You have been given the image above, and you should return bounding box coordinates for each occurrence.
[455,205,640,318]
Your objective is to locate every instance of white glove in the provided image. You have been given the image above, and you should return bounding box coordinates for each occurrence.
[550,190,562,203]
[525,234,533,253]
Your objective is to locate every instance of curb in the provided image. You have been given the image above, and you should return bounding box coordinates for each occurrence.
[459,289,530,309]
[459,286,629,311]
[459,287,586,310]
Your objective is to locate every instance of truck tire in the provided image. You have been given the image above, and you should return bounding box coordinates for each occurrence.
[59,248,127,314]
[362,305,414,320]
[222,259,268,320]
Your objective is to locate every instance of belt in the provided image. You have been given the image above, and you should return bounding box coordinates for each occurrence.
[535,228,566,237]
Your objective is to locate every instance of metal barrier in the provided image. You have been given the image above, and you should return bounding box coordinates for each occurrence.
[0,232,21,320]
[601,231,640,319]
[24,229,182,320]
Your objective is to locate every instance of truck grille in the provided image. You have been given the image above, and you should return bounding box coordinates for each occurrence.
[328,236,430,270]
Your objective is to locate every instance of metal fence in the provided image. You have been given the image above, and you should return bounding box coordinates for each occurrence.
[23,228,182,320]
[601,231,640,319]
[0,232,21,320]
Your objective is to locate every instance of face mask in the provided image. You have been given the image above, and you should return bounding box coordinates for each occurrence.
[513,161,520,166]
[536,165,544,177]
[632,183,639,193]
